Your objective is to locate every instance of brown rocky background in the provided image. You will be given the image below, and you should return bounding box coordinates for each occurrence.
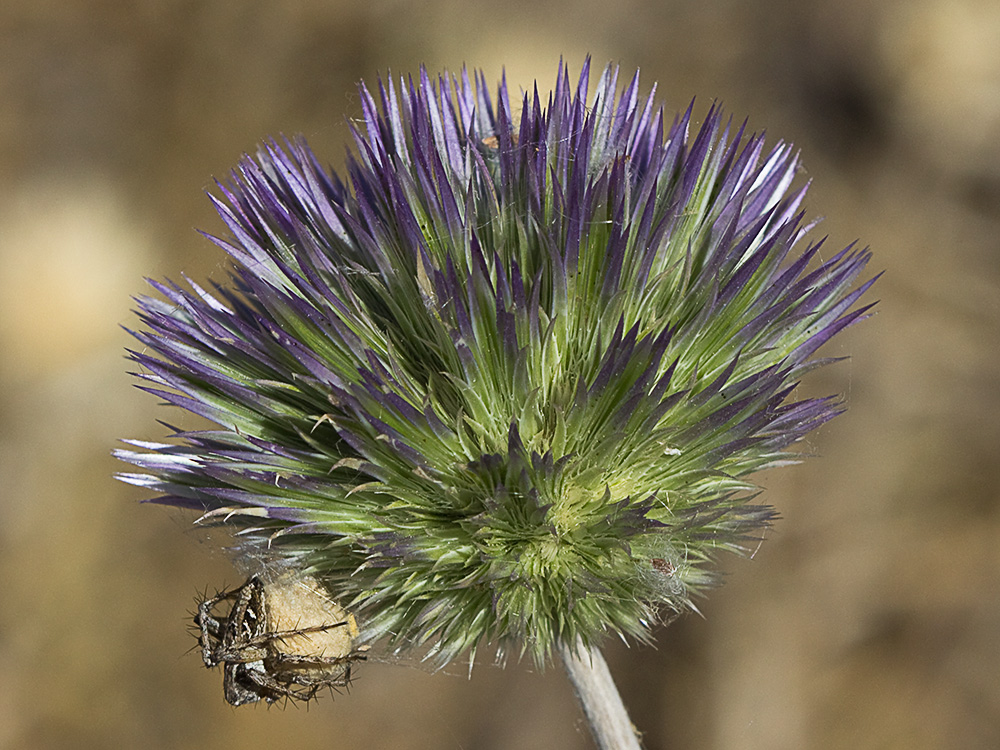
[1,1,998,748]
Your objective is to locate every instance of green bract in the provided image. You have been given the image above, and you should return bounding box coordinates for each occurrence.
[118,60,876,666]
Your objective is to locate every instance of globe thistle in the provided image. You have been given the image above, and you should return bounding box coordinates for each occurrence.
[117,59,876,678]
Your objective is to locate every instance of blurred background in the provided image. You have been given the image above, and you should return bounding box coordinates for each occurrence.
[1,1,998,748]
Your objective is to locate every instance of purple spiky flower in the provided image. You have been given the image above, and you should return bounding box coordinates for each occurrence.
[117,59,876,670]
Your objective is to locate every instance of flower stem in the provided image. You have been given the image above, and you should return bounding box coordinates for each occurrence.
[559,638,643,750]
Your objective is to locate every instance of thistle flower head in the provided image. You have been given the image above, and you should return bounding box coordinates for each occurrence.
[118,59,876,667]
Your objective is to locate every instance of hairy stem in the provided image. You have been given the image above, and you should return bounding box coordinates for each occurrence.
[559,639,642,750]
